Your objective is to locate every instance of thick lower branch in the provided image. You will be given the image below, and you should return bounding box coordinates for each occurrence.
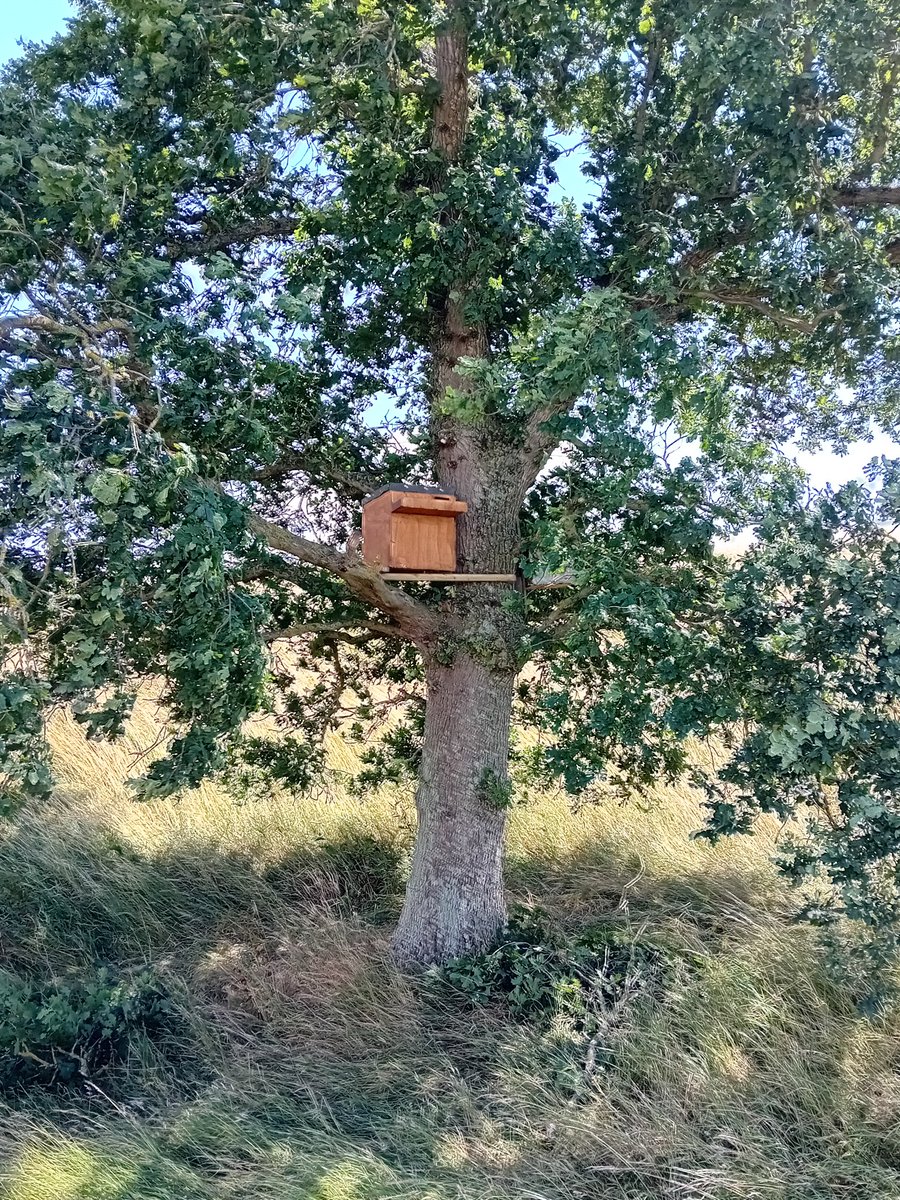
[247,511,436,642]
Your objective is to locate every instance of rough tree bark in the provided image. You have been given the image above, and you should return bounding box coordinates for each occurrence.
[391,412,528,965]
[391,656,515,966]
[390,2,525,966]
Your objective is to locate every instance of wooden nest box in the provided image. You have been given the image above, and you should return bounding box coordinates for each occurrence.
[362,485,467,573]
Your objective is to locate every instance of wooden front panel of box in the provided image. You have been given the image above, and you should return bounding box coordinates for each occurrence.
[391,511,457,570]
[362,490,465,571]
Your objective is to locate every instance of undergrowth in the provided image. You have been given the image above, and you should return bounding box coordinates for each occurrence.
[437,905,667,1025]
[0,967,172,1094]
[2,702,900,1199]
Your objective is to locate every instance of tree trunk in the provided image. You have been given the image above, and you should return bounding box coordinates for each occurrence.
[390,445,523,967]
[391,654,515,967]
[389,0,523,969]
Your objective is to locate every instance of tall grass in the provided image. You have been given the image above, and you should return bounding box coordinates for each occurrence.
[1,699,900,1199]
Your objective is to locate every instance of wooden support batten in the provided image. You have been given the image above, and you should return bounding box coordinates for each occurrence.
[380,571,517,583]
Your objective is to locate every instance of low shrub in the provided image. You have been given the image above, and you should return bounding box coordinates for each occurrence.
[437,906,667,1029]
[0,965,173,1091]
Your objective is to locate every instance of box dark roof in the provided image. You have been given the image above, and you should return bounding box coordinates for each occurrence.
[363,483,452,504]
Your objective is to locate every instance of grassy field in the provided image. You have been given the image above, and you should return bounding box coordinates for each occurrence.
[1,701,900,1200]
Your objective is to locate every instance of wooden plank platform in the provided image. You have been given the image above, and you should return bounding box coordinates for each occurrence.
[380,572,518,583]
[379,570,581,587]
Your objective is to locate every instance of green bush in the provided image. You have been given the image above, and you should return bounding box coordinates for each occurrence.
[437,907,667,1028]
[0,966,172,1091]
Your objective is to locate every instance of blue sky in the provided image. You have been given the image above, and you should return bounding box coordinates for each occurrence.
[0,0,74,63]
[2,1,898,490]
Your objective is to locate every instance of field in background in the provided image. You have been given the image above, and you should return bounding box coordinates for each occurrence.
[1,700,900,1199]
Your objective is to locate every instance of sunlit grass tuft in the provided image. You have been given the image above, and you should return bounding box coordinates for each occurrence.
[5,1138,137,1200]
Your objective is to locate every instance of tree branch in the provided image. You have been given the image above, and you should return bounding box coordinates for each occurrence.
[533,583,594,632]
[674,288,840,333]
[264,619,409,644]
[0,314,134,340]
[830,185,900,209]
[166,215,304,259]
[250,450,374,496]
[246,511,436,642]
[671,184,900,280]
[247,513,346,572]
[0,332,73,367]
[633,33,661,148]
[0,312,151,385]
[673,228,753,276]
[521,400,571,492]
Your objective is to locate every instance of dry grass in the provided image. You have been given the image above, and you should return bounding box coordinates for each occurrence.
[1,700,900,1199]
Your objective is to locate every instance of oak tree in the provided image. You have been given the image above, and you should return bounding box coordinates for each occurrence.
[3,0,900,968]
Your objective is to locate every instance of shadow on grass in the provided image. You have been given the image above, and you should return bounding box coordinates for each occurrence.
[0,791,405,978]
[0,789,413,1123]
[507,821,790,942]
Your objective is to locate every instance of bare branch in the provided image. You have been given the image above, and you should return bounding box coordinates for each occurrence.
[674,288,840,333]
[264,619,410,643]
